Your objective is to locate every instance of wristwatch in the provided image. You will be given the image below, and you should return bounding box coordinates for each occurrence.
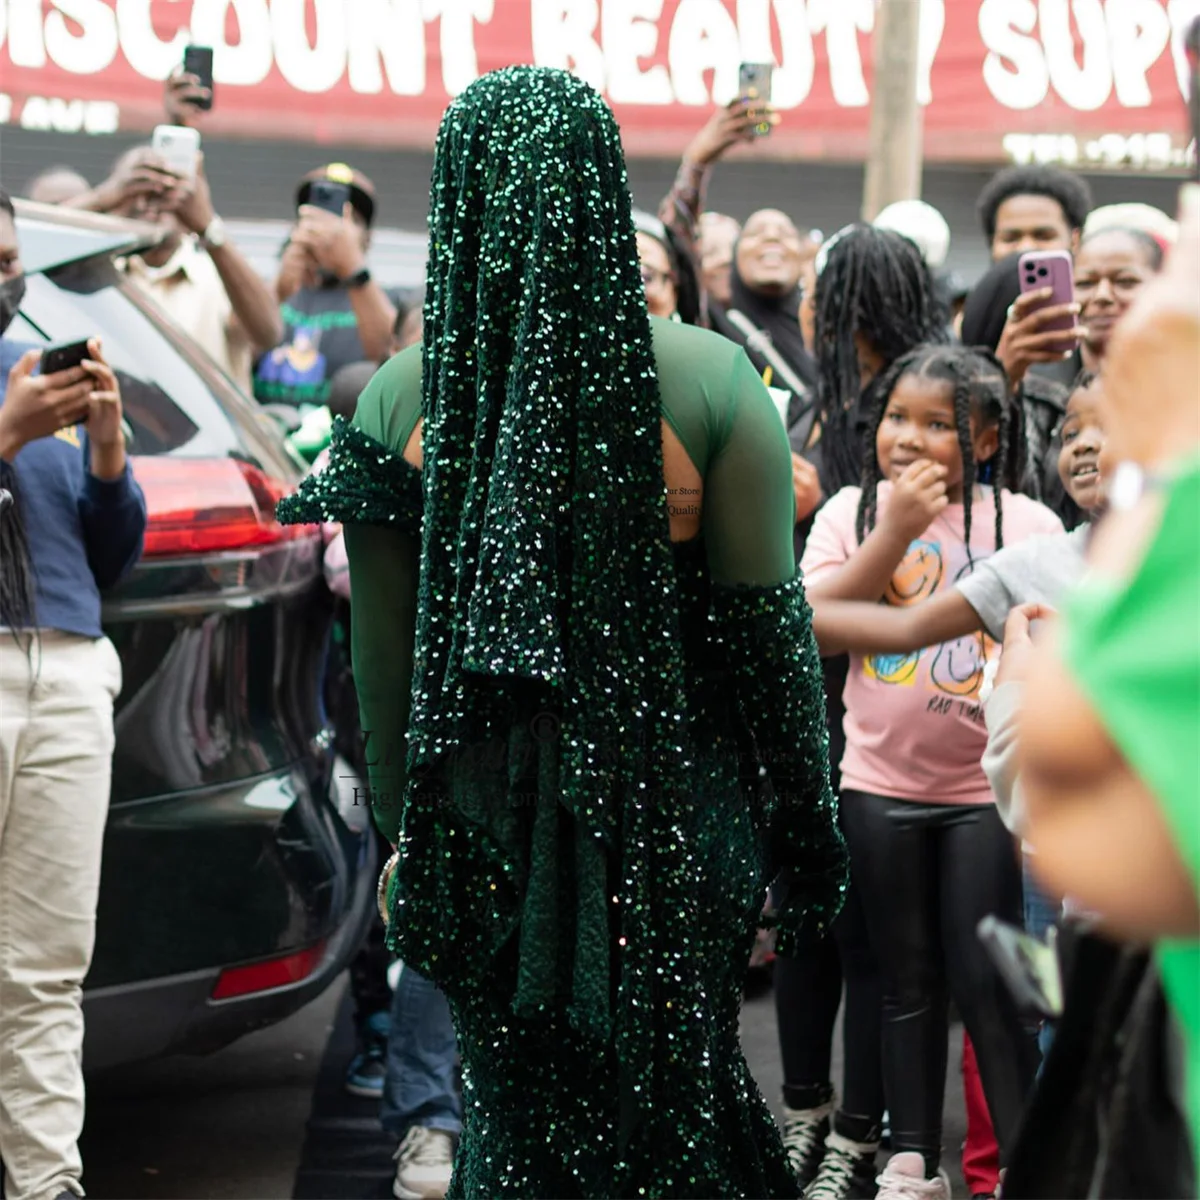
[200,215,227,250]
[1108,461,1168,513]
[342,267,372,290]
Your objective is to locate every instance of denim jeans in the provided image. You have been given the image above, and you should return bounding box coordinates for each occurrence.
[380,963,462,1137]
[1022,854,1060,1062]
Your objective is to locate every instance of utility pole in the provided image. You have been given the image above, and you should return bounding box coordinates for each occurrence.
[862,0,924,221]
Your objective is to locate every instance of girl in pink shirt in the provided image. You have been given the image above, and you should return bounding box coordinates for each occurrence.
[801,344,1061,1197]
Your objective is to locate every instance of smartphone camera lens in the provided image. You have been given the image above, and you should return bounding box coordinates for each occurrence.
[1037,266,1049,277]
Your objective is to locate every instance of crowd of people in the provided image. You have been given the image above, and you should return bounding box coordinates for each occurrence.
[0,60,1196,1200]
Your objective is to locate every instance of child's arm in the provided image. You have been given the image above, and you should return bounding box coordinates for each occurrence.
[805,460,949,602]
[982,681,1027,835]
[810,590,982,657]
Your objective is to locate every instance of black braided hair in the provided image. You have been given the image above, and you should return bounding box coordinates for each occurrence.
[856,343,1017,564]
[0,187,36,647]
[812,224,949,496]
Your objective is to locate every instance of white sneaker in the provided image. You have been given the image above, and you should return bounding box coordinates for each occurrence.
[874,1152,951,1200]
[393,1126,455,1200]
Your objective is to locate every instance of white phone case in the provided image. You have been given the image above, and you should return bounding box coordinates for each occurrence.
[151,125,200,179]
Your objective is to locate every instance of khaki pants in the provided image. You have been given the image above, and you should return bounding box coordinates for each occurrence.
[0,632,121,1200]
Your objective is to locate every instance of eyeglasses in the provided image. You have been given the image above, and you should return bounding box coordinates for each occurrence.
[640,264,676,288]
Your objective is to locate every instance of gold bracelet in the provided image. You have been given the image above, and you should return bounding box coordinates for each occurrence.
[377,851,400,925]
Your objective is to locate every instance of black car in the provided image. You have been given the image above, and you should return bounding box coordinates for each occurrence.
[8,200,377,1071]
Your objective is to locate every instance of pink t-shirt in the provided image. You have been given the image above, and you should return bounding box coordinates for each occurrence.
[802,483,1063,805]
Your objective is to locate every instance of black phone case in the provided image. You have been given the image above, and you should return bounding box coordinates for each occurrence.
[308,183,351,217]
[183,46,214,110]
[977,915,1060,1021]
[41,341,90,376]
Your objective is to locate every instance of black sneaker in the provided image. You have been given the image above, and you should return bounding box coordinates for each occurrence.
[781,1100,833,1188]
[803,1131,879,1200]
[345,1010,390,1099]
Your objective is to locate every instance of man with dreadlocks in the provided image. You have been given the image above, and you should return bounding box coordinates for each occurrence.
[0,188,146,1200]
[278,67,846,1199]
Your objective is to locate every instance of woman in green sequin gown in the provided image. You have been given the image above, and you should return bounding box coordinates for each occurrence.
[280,67,846,1200]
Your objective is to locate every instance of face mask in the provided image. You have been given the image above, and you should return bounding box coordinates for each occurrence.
[0,273,26,338]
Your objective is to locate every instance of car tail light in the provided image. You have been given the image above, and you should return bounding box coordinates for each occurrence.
[132,457,310,558]
[211,941,328,1000]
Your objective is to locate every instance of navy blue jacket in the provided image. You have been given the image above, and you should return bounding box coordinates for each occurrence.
[0,339,147,637]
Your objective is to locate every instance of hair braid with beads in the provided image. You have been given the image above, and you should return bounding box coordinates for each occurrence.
[855,344,1016,563]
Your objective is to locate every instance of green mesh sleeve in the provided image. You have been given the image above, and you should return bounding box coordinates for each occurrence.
[701,348,797,587]
[693,343,844,942]
[710,577,848,950]
[345,522,421,845]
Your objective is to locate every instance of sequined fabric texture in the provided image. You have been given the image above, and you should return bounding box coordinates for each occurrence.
[277,64,847,1198]
[276,416,422,530]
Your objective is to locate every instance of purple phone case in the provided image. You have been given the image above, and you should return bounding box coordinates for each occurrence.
[1018,250,1075,337]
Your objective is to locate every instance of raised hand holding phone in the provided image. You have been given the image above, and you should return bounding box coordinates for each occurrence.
[0,350,93,460]
[737,62,775,137]
[165,46,214,126]
[295,202,366,281]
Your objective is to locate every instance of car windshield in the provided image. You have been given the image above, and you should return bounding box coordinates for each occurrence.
[9,252,299,479]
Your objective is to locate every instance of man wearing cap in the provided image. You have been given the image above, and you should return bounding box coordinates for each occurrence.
[254,165,399,410]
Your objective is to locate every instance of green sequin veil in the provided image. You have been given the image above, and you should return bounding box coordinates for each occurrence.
[410,64,702,1147]
[280,65,848,1199]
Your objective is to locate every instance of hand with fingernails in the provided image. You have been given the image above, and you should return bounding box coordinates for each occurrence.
[996,289,1087,387]
[881,459,950,544]
[0,340,124,472]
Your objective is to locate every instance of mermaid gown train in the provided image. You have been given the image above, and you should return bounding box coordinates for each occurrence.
[279,317,847,1198]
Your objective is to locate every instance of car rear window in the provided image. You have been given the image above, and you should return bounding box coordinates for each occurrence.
[10,254,298,479]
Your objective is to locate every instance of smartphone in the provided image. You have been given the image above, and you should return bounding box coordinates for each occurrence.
[738,62,774,137]
[182,45,214,110]
[151,124,200,180]
[306,181,351,217]
[40,339,91,376]
[1018,249,1076,345]
[978,916,1063,1021]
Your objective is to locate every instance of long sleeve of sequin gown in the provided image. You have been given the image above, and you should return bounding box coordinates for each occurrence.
[688,341,848,951]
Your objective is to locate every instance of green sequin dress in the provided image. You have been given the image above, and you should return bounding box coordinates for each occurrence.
[280,317,845,1198]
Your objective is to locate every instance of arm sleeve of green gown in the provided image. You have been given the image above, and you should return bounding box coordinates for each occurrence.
[346,523,420,846]
[330,361,424,848]
[704,350,848,946]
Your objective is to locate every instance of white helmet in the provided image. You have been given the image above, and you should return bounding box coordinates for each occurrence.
[873,199,951,269]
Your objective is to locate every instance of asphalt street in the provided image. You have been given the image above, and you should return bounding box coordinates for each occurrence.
[78,972,971,1199]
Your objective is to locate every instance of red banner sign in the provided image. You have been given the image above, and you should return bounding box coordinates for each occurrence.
[0,0,1196,167]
